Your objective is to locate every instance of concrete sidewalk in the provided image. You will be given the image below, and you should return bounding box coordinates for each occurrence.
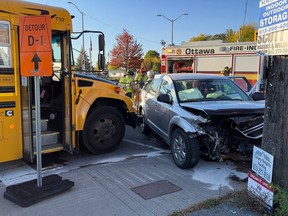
[0,152,248,216]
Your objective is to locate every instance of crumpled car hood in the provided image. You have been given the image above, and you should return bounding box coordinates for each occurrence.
[180,101,265,117]
[180,101,264,139]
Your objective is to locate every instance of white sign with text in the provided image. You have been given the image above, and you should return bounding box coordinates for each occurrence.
[247,171,274,211]
[252,146,274,183]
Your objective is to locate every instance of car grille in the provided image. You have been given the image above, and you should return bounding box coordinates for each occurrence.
[235,115,264,139]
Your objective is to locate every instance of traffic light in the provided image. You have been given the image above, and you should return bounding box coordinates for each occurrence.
[254,30,258,42]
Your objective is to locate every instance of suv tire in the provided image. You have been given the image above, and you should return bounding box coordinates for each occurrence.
[171,128,200,169]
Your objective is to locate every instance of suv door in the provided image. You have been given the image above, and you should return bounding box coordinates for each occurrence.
[154,78,174,142]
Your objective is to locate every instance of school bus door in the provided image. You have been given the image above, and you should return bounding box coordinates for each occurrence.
[61,32,74,152]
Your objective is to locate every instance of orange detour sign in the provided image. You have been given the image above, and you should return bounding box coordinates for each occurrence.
[19,15,52,77]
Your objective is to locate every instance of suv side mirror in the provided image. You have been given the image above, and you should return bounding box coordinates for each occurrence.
[157,93,172,104]
[251,92,265,101]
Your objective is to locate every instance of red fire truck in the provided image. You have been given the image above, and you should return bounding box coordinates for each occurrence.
[161,40,266,86]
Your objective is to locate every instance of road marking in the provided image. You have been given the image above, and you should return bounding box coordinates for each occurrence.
[123,139,170,153]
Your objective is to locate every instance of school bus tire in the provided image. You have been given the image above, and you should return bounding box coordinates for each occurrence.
[82,106,125,154]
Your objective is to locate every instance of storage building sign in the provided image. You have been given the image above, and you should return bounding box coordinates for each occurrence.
[257,0,288,55]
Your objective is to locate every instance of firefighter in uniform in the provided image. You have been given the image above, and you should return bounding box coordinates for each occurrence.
[124,70,134,98]
[135,67,148,88]
[132,67,147,107]
[222,66,231,76]
[118,74,126,88]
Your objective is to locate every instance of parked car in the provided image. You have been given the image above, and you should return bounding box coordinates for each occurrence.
[138,74,265,169]
[228,76,265,102]
[228,76,252,93]
[248,79,266,102]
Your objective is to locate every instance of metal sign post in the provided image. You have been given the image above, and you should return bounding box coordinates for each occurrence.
[18,15,53,187]
[34,76,42,187]
[19,15,53,187]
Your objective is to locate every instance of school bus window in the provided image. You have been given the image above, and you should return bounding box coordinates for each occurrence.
[0,22,10,44]
[70,44,75,66]
[52,35,62,79]
[0,21,11,67]
[0,47,10,66]
[52,35,61,63]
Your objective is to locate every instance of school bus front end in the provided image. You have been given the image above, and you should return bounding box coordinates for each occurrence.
[73,73,137,154]
[0,0,137,163]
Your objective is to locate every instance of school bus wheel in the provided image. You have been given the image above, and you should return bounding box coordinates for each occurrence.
[82,106,125,154]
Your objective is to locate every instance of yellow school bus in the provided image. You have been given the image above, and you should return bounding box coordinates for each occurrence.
[0,0,136,163]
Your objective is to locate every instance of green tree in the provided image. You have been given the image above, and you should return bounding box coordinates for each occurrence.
[225,29,237,42]
[107,64,117,71]
[210,33,226,41]
[145,50,159,58]
[109,29,143,72]
[238,23,258,42]
[75,47,92,71]
[189,33,211,42]
[75,50,82,71]
[189,22,257,43]
[151,56,161,72]
[142,50,161,72]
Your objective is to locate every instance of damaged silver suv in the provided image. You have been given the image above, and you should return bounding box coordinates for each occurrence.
[138,73,264,169]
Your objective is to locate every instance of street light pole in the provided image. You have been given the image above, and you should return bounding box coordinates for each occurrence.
[157,13,188,46]
[68,1,85,71]
[238,0,248,42]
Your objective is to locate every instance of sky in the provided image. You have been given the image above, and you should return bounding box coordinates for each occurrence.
[27,0,261,64]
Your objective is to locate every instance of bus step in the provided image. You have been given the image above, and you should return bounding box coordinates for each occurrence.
[33,130,59,146]
[32,119,49,132]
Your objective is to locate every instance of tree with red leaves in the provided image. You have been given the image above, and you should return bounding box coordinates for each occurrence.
[109,29,143,72]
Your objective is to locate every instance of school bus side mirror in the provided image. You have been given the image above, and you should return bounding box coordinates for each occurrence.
[98,53,105,71]
[98,34,105,52]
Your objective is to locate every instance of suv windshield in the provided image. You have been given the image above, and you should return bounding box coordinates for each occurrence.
[174,79,251,102]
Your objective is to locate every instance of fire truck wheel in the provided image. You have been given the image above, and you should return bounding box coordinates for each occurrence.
[83,106,125,154]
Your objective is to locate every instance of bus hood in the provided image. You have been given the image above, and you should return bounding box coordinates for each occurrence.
[74,73,117,85]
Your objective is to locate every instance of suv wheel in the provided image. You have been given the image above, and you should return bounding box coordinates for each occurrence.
[171,128,200,169]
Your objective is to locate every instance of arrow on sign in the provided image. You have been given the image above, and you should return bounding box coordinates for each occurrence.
[31,53,42,72]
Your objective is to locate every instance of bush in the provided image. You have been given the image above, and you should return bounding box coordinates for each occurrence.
[273,185,288,216]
